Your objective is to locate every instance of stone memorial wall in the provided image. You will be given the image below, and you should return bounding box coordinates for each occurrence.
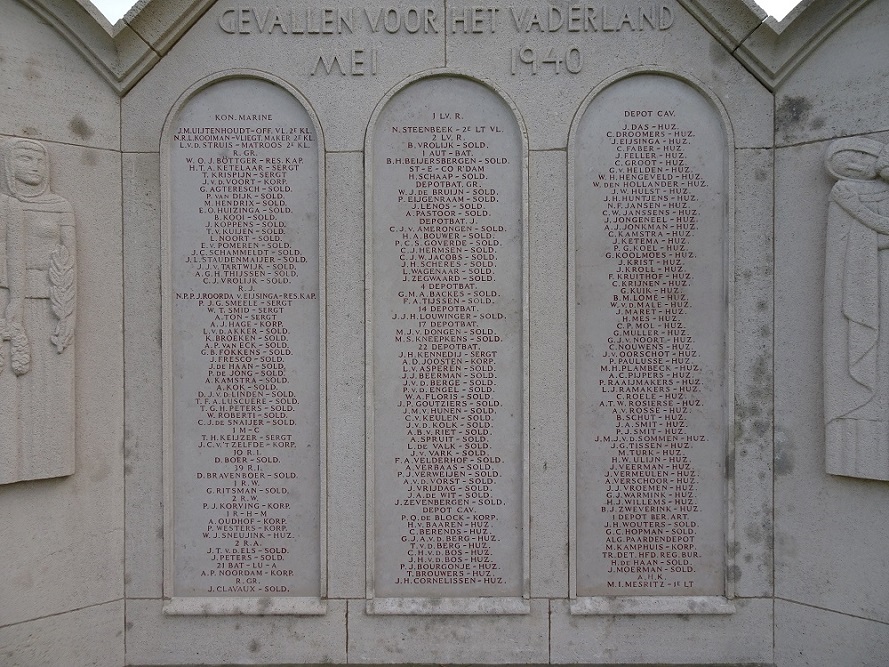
[2,0,889,665]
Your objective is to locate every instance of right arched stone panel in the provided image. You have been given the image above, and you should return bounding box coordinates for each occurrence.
[572,74,728,598]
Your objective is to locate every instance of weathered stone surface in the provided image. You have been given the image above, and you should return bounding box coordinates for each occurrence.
[325,151,367,599]
[775,598,889,667]
[123,150,164,599]
[550,597,773,664]
[348,598,548,663]
[125,598,347,665]
[529,149,569,598]
[3,0,889,665]
[775,136,889,624]
[0,601,124,667]
[773,0,889,146]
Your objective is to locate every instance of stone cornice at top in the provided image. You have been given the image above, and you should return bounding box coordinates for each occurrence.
[15,0,878,94]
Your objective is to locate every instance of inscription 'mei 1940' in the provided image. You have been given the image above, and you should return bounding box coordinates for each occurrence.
[219,4,675,75]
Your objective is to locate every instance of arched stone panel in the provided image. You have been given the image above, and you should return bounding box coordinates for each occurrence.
[163,74,325,614]
[366,74,529,614]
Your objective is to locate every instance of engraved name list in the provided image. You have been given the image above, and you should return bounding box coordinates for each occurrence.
[371,78,525,601]
[574,75,726,598]
[169,79,321,600]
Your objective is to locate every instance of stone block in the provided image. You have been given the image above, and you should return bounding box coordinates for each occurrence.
[775,598,889,667]
[347,598,548,663]
[529,149,569,598]
[550,597,773,664]
[123,151,164,599]
[0,601,123,667]
[325,151,368,599]
[125,598,347,665]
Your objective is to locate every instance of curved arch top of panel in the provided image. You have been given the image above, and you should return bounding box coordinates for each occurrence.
[366,74,530,615]
[161,74,326,615]
[569,73,733,613]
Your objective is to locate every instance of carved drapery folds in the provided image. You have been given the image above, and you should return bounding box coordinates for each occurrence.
[824,137,889,481]
[0,138,76,484]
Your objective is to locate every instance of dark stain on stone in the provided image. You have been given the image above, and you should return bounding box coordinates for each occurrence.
[82,150,98,166]
[724,451,735,479]
[776,96,812,132]
[123,464,132,475]
[753,419,769,438]
[736,400,762,419]
[126,621,134,630]
[752,354,768,386]
[744,553,753,563]
[249,639,260,653]
[124,573,132,585]
[748,354,772,408]
[757,300,768,312]
[25,57,41,81]
[69,115,95,140]
[728,564,743,582]
[21,126,38,137]
[811,116,826,131]
[755,168,769,182]
[710,41,730,64]
[744,520,767,544]
[156,526,164,539]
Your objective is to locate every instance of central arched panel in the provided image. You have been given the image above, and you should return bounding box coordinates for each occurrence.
[366,74,529,614]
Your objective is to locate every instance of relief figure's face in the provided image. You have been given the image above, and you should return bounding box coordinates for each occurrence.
[12,147,47,186]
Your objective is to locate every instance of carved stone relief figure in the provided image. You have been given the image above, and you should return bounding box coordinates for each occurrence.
[0,138,75,484]
[824,137,889,481]
[0,191,26,484]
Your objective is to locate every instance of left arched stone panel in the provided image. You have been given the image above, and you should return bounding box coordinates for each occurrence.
[163,76,325,614]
